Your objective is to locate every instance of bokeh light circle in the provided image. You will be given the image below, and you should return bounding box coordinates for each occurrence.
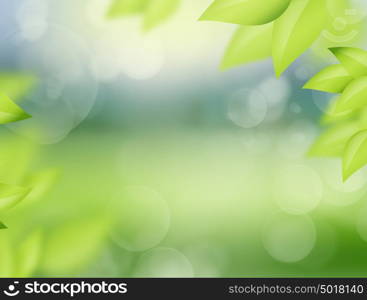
[120,35,165,80]
[2,25,98,144]
[294,65,313,81]
[133,247,194,277]
[257,76,290,123]
[312,90,336,114]
[324,161,367,193]
[89,25,165,81]
[183,242,228,277]
[289,103,302,114]
[262,213,317,263]
[227,88,268,129]
[272,164,323,214]
[16,0,49,42]
[313,159,367,207]
[277,120,317,159]
[109,186,170,252]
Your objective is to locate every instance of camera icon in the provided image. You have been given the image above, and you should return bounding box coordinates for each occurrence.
[3,281,20,297]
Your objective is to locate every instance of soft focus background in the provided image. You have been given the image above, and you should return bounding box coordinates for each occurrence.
[2,0,367,277]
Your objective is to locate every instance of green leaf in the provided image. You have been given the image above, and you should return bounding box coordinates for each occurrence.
[0,222,7,229]
[15,230,42,277]
[334,76,367,113]
[330,47,367,78]
[0,72,37,102]
[0,183,31,212]
[221,23,273,70]
[199,0,291,25]
[321,96,354,125]
[0,93,31,124]
[308,121,360,157]
[143,0,180,30]
[106,0,149,18]
[272,0,328,76]
[343,130,367,180]
[303,64,353,93]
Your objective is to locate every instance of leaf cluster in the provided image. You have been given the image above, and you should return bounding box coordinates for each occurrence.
[305,47,367,180]
[200,0,352,76]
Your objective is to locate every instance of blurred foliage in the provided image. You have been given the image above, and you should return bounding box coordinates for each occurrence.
[16,230,42,277]
[0,183,31,212]
[0,73,38,228]
[41,217,111,274]
[0,72,37,103]
[0,135,37,228]
[0,72,36,125]
[0,65,114,276]
[106,0,180,30]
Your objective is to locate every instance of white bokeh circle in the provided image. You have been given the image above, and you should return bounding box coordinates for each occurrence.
[133,247,194,277]
[272,164,323,214]
[2,25,98,144]
[227,88,268,129]
[109,186,171,252]
[262,213,317,263]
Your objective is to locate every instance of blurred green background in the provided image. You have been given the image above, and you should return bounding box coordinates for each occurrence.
[1,0,367,277]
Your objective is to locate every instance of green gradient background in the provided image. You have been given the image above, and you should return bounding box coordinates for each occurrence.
[1,0,367,277]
